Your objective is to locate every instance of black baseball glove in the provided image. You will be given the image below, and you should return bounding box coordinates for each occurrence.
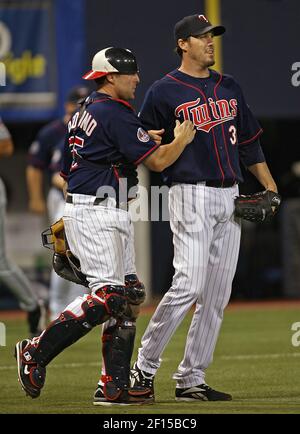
[234,190,281,223]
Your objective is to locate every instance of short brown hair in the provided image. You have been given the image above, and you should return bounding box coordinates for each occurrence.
[175,46,183,57]
[94,76,108,88]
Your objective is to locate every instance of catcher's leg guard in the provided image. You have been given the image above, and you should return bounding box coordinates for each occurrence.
[21,287,128,367]
[102,318,136,400]
[100,275,152,403]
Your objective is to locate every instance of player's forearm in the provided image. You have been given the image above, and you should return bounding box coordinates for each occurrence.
[26,166,44,200]
[144,138,187,172]
[62,180,68,199]
[247,162,278,192]
[52,173,65,191]
[26,166,46,213]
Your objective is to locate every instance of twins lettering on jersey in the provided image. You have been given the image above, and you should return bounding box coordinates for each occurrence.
[175,97,237,133]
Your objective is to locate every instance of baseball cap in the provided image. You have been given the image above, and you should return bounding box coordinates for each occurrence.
[174,14,225,41]
[82,47,138,80]
[66,86,89,103]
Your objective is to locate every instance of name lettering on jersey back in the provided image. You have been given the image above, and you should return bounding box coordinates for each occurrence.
[68,111,97,137]
[175,97,237,133]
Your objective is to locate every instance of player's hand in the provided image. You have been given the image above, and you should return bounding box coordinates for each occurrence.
[148,128,165,146]
[174,119,196,145]
[29,199,46,214]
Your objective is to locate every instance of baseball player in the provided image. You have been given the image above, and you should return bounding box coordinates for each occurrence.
[15,47,195,404]
[27,87,89,320]
[130,14,279,401]
[0,117,46,336]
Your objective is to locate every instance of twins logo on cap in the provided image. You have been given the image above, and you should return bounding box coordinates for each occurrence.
[198,15,209,22]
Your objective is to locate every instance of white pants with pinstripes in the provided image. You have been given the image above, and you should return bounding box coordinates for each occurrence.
[137,183,241,388]
[62,194,136,317]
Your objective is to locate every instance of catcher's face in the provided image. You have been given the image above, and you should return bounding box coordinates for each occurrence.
[112,73,140,101]
[180,31,215,68]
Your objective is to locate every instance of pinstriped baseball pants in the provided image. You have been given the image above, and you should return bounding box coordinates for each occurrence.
[63,194,136,293]
[138,183,241,388]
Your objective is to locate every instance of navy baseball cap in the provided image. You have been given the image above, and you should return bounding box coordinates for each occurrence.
[66,86,89,103]
[174,14,225,41]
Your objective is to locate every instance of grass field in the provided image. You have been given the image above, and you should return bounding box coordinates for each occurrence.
[1,302,300,414]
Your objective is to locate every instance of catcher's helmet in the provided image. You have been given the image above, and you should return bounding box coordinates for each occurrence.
[83,47,138,80]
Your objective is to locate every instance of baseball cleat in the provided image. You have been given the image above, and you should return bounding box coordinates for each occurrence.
[175,384,232,401]
[130,362,155,398]
[93,384,154,406]
[15,339,46,399]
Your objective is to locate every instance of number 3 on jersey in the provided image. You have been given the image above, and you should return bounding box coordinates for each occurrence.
[229,125,237,145]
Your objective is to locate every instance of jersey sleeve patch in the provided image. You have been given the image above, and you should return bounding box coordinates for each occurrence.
[137,127,150,143]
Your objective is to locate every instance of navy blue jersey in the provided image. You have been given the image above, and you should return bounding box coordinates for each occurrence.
[49,139,64,174]
[61,91,159,196]
[28,119,66,175]
[139,69,265,185]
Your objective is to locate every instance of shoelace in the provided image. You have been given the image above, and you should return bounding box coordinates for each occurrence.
[140,372,154,388]
[132,366,154,388]
[201,384,212,391]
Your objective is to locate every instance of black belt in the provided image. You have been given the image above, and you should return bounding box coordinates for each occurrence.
[191,180,237,188]
[66,195,106,205]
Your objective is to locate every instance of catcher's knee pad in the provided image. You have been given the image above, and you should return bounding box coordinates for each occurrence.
[101,318,136,400]
[95,285,129,319]
[123,274,145,320]
[125,274,146,306]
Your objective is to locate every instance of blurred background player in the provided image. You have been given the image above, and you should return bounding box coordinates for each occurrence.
[26,87,89,319]
[0,117,46,336]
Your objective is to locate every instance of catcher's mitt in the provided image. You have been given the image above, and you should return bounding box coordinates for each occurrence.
[234,190,281,223]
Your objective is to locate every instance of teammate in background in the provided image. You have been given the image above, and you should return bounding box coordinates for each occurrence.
[27,87,89,320]
[15,47,195,404]
[0,117,46,337]
[130,14,279,401]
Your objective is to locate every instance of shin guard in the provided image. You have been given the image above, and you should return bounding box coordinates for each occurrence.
[101,319,136,400]
[25,294,111,367]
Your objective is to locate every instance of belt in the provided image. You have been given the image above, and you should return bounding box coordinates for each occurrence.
[66,194,106,205]
[194,180,237,188]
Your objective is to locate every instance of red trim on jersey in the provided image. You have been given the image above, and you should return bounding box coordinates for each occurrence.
[213,72,237,182]
[92,97,134,111]
[113,165,120,181]
[211,129,225,184]
[239,128,263,145]
[134,143,160,166]
[112,98,134,110]
[60,171,68,180]
[90,98,111,104]
[166,73,225,183]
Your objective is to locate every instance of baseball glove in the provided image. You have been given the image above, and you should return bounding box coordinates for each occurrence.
[234,190,281,223]
[41,218,88,287]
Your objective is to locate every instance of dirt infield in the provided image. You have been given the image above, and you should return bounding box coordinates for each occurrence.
[1,298,300,320]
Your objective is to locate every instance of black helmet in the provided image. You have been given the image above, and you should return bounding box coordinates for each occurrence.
[83,47,138,80]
